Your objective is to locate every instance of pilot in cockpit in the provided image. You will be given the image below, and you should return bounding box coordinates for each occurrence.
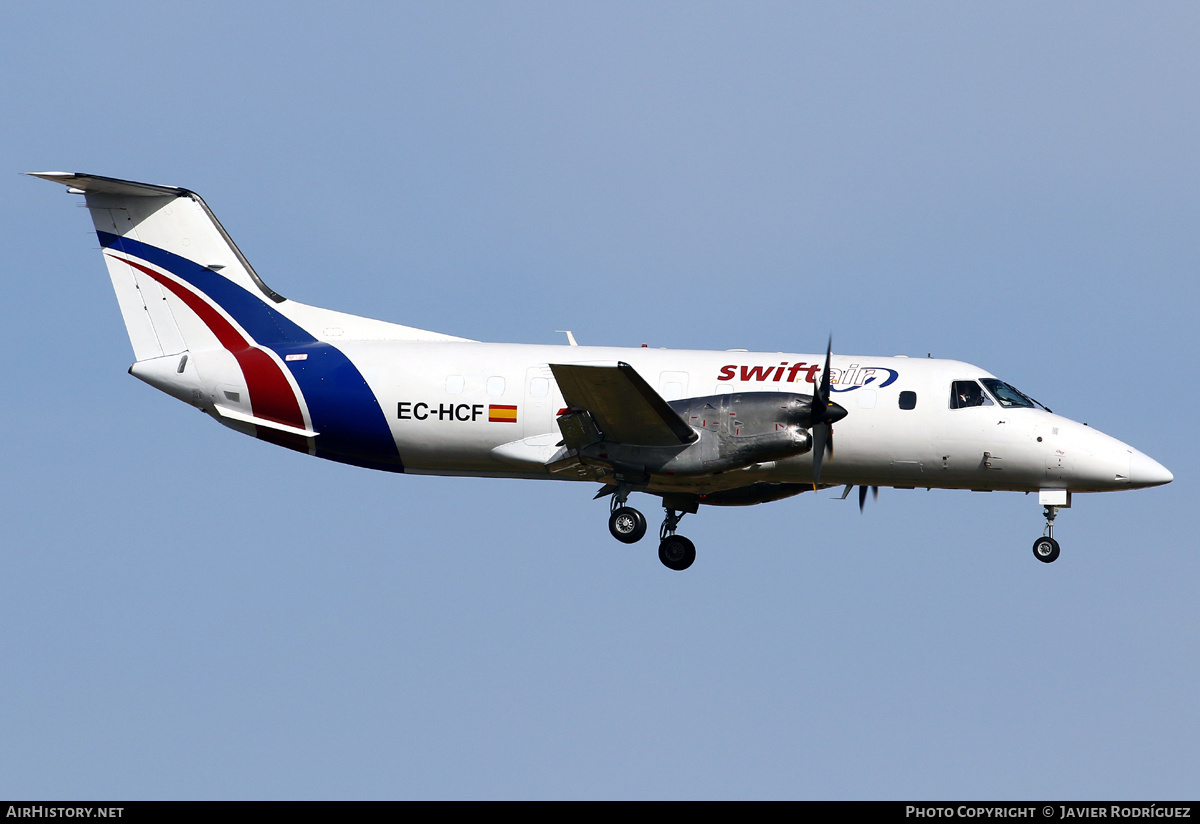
[952,380,990,409]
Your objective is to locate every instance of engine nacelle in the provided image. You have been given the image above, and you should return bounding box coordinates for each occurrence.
[570,392,819,478]
[659,392,816,475]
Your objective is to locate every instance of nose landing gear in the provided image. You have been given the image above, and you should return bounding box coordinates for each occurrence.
[1032,491,1071,564]
[1033,504,1061,563]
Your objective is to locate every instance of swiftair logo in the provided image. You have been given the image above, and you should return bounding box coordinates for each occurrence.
[717,361,899,392]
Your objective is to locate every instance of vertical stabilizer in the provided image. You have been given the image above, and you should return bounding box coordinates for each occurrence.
[31,172,412,469]
[30,172,283,362]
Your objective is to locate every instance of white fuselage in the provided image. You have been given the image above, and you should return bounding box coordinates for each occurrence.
[33,170,1172,545]
[299,339,1156,496]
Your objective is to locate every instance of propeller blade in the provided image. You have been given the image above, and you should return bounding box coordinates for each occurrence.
[812,423,828,489]
[820,336,832,405]
[857,485,880,513]
[809,336,847,489]
[809,336,846,427]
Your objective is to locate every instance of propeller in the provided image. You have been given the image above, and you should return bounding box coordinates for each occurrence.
[810,337,848,489]
[839,483,880,512]
[857,484,879,513]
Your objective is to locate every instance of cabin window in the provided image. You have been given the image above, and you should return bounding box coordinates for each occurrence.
[950,380,992,409]
[445,375,464,394]
[487,376,506,396]
[899,391,917,410]
[530,377,549,397]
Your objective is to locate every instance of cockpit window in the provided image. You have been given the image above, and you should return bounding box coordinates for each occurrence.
[950,380,993,409]
[979,378,1048,411]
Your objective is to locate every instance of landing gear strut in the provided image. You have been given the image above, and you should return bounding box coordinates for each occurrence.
[1032,505,1061,564]
[657,508,696,571]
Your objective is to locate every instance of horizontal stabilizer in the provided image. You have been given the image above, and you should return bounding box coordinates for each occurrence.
[28,172,185,197]
[549,361,697,447]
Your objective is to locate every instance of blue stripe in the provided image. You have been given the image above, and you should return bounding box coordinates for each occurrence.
[100,232,403,470]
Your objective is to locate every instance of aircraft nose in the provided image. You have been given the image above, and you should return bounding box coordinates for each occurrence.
[1129,450,1173,488]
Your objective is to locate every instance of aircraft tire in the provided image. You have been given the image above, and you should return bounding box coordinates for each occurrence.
[658,535,696,571]
[609,507,647,544]
[1032,536,1060,564]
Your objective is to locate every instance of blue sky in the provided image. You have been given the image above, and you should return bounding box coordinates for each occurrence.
[2,3,1196,799]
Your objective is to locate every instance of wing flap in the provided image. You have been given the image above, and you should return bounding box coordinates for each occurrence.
[549,361,697,447]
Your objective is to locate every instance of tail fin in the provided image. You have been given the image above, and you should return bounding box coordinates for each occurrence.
[29,172,290,362]
[30,171,468,355]
[31,172,460,469]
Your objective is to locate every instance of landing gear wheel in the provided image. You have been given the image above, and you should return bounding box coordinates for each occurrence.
[1032,536,1060,564]
[658,535,696,571]
[608,507,647,544]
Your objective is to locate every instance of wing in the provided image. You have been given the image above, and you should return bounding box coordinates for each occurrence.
[549,362,698,447]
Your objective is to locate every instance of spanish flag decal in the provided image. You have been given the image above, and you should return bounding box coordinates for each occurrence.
[489,404,518,423]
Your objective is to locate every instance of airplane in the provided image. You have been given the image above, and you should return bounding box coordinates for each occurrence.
[31,171,1174,571]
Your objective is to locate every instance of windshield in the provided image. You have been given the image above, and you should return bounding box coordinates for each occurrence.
[979,378,1049,411]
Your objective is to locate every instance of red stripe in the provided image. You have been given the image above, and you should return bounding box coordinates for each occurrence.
[115,256,305,431]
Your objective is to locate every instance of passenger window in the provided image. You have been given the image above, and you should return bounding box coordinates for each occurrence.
[950,380,992,409]
[487,376,506,396]
[530,377,549,397]
[445,375,464,394]
[899,391,917,410]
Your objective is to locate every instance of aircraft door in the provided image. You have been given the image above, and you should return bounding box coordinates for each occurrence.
[658,371,689,401]
[523,365,561,438]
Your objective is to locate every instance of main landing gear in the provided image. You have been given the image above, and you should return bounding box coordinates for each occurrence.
[1032,504,1061,564]
[608,505,647,544]
[657,508,695,571]
[605,489,697,571]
